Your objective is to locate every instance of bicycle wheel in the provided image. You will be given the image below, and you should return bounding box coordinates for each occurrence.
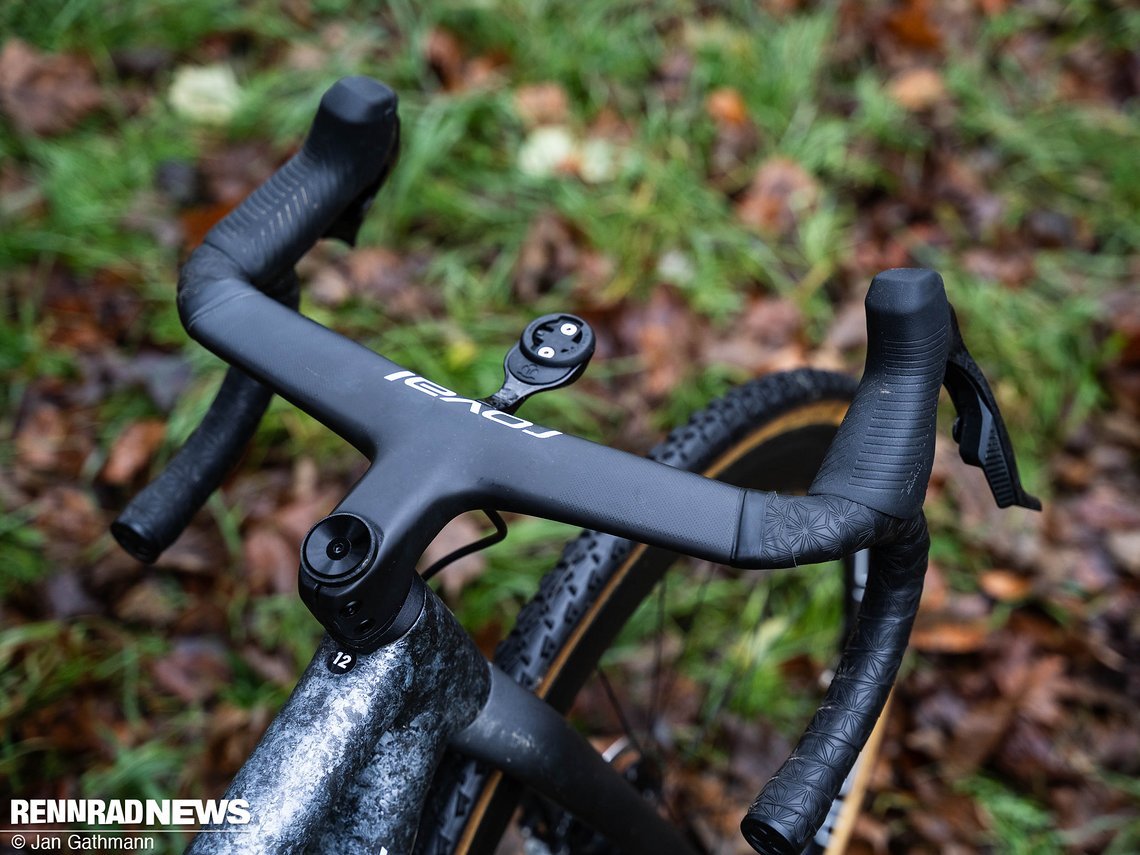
[419,368,882,855]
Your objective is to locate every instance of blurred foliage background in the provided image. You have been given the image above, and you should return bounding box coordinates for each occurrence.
[1,0,1138,852]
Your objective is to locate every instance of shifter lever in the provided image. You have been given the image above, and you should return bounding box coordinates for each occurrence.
[943,307,1042,510]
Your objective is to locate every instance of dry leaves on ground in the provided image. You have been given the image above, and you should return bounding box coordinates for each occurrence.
[0,39,102,135]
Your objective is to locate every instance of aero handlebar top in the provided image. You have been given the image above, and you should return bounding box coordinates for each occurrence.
[114,77,1039,855]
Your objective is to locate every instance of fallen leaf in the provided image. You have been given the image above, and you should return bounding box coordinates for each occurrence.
[199,140,278,206]
[911,616,991,653]
[618,287,697,398]
[979,569,1033,602]
[243,526,297,595]
[706,87,749,126]
[961,248,1035,288]
[111,46,174,81]
[918,560,949,613]
[155,527,222,574]
[179,202,236,251]
[424,28,464,90]
[513,211,581,300]
[513,82,569,127]
[344,247,437,319]
[100,420,166,486]
[116,579,181,626]
[823,298,869,353]
[34,485,102,544]
[654,49,693,104]
[44,571,100,618]
[735,157,819,238]
[15,402,68,473]
[578,137,621,183]
[420,513,489,599]
[888,67,947,111]
[706,91,761,189]
[886,0,943,51]
[942,696,1016,777]
[1107,530,1140,576]
[240,646,296,687]
[1024,210,1076,249]
[204,703,273,778]
[517,125,576,178]
[0,39,102,135]
[700,297,805,375]
[168,64,242,125]
[151,638,231,703]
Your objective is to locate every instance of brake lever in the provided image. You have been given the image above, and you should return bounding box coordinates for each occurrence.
[943,306,1042,511]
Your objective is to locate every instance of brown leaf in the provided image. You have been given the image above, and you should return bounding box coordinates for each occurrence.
[572,250,617,302]
[203,703,273,779]
[155,526,222,574]
[44,571,100,618]
[199,140,279,207]
[243,526,297,595]
[911,616,991,653]
[886,0,943,51]
[706,87,749,126]
[100,420,166,485]
[240,646,295,687]
[15,402,68,473]
[888,67,947,111]
[151,638,231,703]
[700,297,805,375]
[425,28,464,90]
[41,266,143,352]
[617,287,698,398]
[961,248,1035,288]
[918,560,949,613]
[179,202,236,251]
[34,485,102,543]
[116,579,180,626]
[942,696,1016,777]
[344,248,437,319]
[979,569,1033,602]
[514,82,569,128]
[420,513,489,599]
[514,212,581,300]
[0,39,102,135]
[735,157,819,238]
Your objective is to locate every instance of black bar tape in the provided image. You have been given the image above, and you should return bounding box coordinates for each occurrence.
[112,273,299,563]
[179,76,398,322]
[809,269,950,519]
[116,77,398,562]
[741,512,928,855]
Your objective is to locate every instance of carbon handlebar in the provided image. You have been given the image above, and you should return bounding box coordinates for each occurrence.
[114,77,398,562]
[112,77,1036,855]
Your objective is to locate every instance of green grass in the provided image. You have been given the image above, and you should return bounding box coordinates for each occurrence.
[962,776,1065,854]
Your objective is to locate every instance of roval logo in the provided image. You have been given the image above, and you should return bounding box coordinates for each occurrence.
[384,371,561,439]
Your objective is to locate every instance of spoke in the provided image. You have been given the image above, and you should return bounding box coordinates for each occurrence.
[596,665,691,838]
[656,559,718,747]
[688,570,774,758]
[596,665,649,762]
[648,571,668,737]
